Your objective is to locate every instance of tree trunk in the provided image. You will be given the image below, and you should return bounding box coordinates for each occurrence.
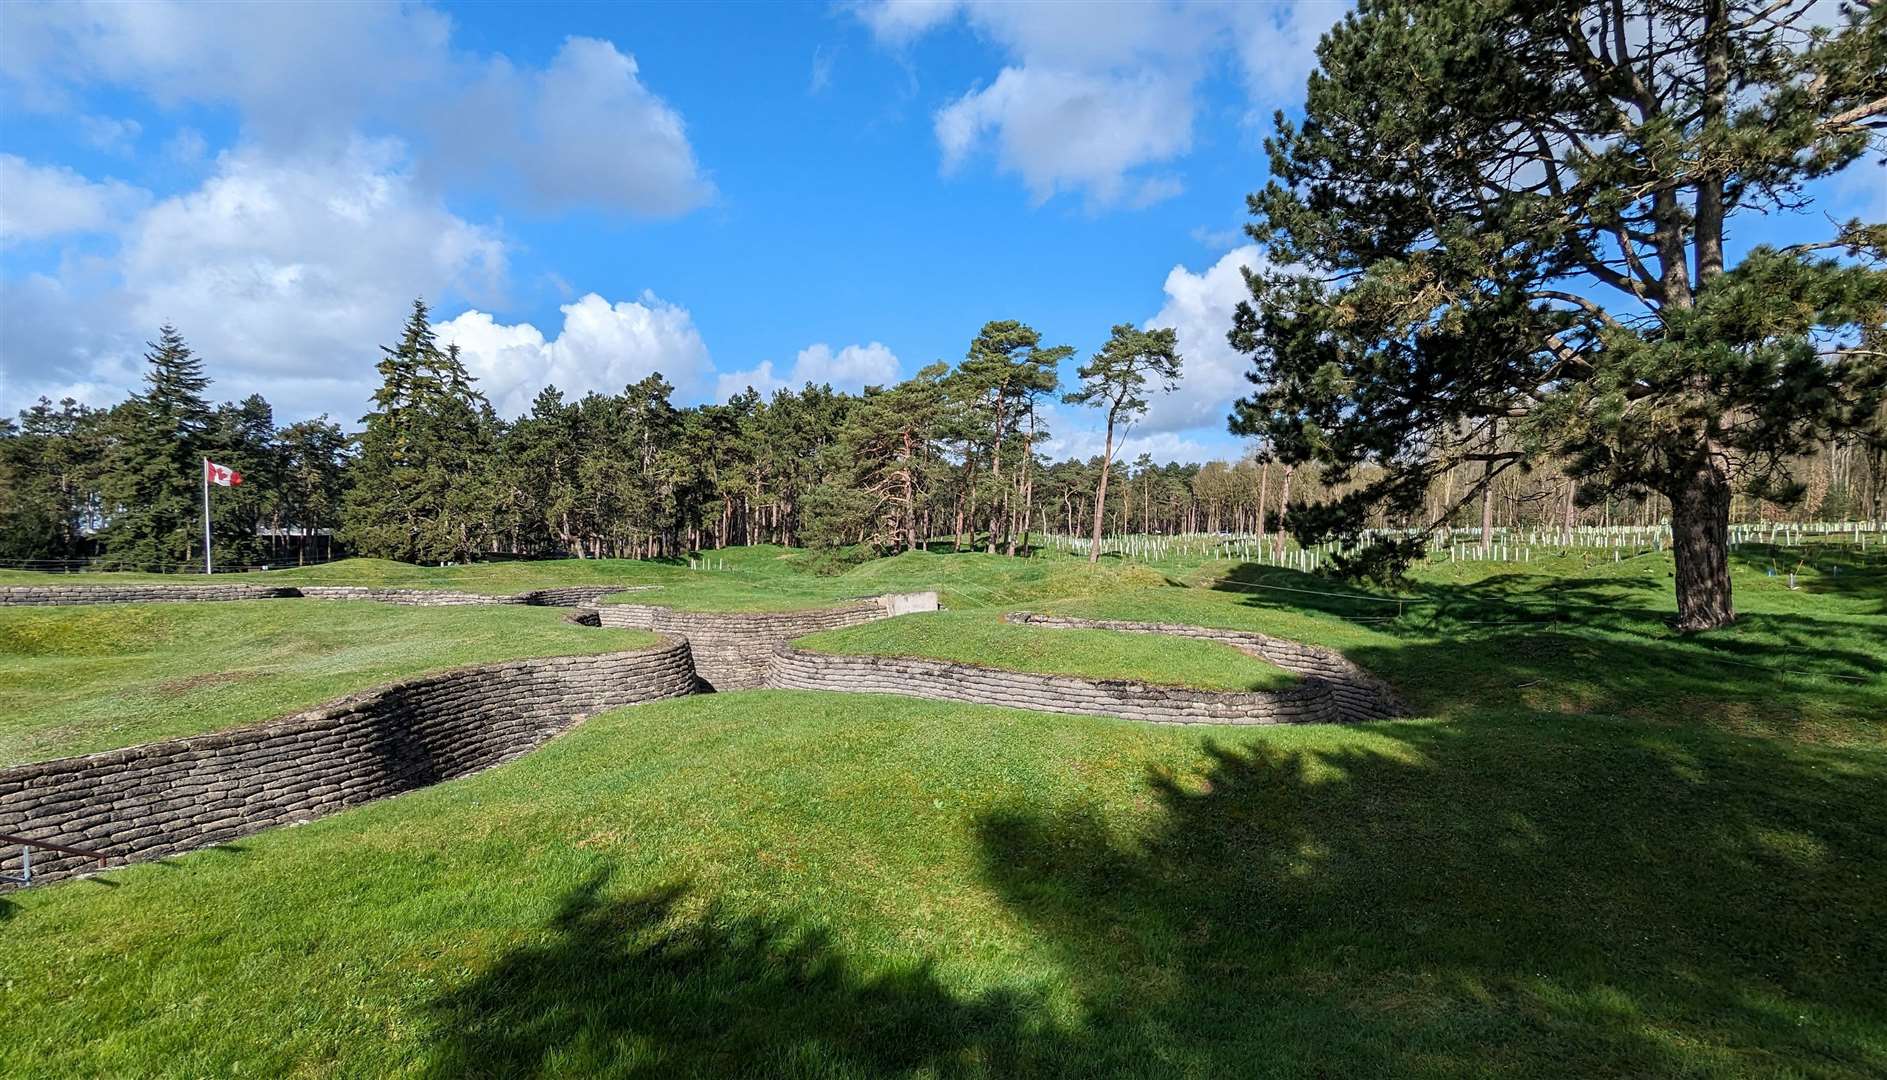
[1088,417,1115,564]
[1669,459,1736,631]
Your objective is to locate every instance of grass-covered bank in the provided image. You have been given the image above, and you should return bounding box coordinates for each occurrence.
[3,691,1883,1077]
[0,602,657,764]
[2,545,1882,1075]
[0,545,1173,612]
[798,609,1299,692]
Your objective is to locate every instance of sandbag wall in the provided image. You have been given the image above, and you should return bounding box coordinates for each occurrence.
[1005,613,1405,721]
[596,591,939,689]
[0,583,654,608]
[0,638,696,886]
[767,646,1345,724]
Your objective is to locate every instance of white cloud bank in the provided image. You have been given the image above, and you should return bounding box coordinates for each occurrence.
[853,0,1349,208]
[1,140,507,420]
[0,154,148,243]
[437,293,717,419]
[716,341,902,400]
[1,3,711,217]
[1142,243,1265,434]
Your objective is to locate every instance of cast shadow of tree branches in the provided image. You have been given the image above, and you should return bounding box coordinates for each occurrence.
[421,870,1069,1078]
[973,724,1887,1077]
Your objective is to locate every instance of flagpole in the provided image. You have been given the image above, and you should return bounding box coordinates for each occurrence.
[202,457,213,575]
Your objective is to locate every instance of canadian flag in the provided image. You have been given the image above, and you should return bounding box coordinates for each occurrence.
[205,459,242,487]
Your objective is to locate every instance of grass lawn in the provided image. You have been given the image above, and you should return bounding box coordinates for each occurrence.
[0,546,1174,612]
[1,545,1883,1076]
[3,688,1883,1077]
[797,609,1299,691]
[0,602,657,764]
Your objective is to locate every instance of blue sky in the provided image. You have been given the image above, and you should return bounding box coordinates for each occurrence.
[1,1,1879,463]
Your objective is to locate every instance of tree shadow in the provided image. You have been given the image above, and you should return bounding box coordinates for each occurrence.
[974,722,1887,1076]
[422,869,1067,1078]
[1728,546,1887,614]
[1207,562,1885,728]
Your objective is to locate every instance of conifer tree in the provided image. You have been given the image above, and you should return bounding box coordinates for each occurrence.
[102,325,215,569]
[1231,0,1886,628]
[1065,325,1183,562]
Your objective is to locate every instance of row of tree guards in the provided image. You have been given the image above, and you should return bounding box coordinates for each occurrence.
[1037,518,1887,570]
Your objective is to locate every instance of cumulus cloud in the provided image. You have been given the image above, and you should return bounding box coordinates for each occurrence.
[2,140,508,420]
[0,155,148,243]
[436,37,712,216]
[1,2,710,217]
[936,67,1193,206]
[1040,407,1221,465]
[854,0,1349,207]
[1142,243,1266,434]
[78,114,142,155]
[438,292,718,419]
[716,341,903,401]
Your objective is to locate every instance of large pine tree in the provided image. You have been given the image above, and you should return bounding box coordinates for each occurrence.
[341,300,500,563]
[1230,0,1886,629]
[102,326,216,569]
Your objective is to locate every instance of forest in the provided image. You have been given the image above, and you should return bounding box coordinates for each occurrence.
[4,296,1880,573]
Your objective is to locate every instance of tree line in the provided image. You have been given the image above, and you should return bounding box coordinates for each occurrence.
[4,295,1870,573]
[0,302,1189,569]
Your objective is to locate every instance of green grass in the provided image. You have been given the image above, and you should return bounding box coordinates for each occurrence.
[4,689,1883,1077]
[798,609,1299,691]
[0,546,1175,612]
[0,602,658,764]
[2,544,1884,1076]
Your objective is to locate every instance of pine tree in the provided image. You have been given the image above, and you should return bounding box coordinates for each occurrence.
[1065,325,1183,562]
[1231,0,1887,629]
[102,325,215,569]
[278,418,348,563]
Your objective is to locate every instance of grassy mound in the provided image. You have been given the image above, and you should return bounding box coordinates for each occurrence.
[797,609,1299,692]
[0,602,658,764]
[3,545,1883,1075]
[0,546,1182,612]
[4,690,1883,1077]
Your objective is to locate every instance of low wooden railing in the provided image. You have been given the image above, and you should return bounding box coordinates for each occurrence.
[0,833,109,886]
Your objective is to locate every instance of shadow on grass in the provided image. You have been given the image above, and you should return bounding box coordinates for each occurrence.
[420,714,1887,1077]
[1207,562,1885,728]
[1729,546,1887,615]
[975,720,1887,1076]
[422,870,1062,1078]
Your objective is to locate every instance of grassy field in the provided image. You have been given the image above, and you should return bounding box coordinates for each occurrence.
[0,602,657,764]
[0,546,1175,612]
[798,609,1299,691]
[1,544,1883,1076]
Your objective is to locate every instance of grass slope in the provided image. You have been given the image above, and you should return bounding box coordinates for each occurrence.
[3,690,1882,1077]
[0,546,1175,612]
[0,602,657,764]
[1,546,1883,1076]
[798,609,1299,692]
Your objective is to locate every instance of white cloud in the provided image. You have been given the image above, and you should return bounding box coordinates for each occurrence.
[716,341,903,401]
[0,0,453,140]
[435,37,712,216]
[1,3,710,217]
[164,127,208,163]
[1224,1,1347,109]
[936,67,1194,206]
[79,114,142,155]
[0,155,148,243]
[438,292,717,419]
[1142,243,1266,434]
[809,45,837,95]
[2,140,508,421]
[1040,408,1221,465]
[855,0,1350,207]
